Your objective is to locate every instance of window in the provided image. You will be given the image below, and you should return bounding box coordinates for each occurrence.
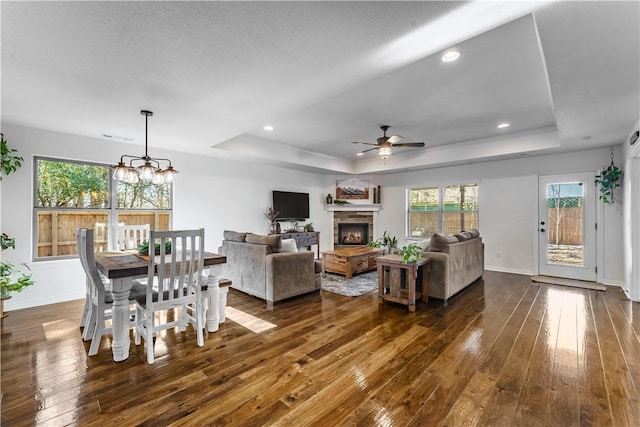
[407,184,478,237]
[34,157,172,259]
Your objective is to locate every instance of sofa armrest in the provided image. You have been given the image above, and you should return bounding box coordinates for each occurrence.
[265,251,315,303]
[423,252,450,300]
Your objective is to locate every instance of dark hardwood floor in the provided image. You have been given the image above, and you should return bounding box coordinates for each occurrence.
[1,271,638,426]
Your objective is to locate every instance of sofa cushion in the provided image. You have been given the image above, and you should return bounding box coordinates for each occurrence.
[466,229,480,239]
[281,238,298,253]
[245,233,282,252]
[428,233,459,252]
[223,230,247,242]
[454,231,472,241]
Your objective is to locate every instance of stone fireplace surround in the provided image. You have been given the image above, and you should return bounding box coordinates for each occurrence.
[326,204,380,249]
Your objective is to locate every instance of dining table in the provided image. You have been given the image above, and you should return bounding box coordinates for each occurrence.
[94,250,227,362]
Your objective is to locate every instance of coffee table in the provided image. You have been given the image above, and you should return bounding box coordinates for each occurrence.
[322,246,386,279]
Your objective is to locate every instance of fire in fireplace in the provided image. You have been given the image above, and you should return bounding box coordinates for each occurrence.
[338,223,369,246]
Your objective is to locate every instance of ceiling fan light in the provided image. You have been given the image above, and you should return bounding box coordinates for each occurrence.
[378,146,392,159]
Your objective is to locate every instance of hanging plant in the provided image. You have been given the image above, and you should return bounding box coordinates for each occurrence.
[595,147,622,204]
[1,133,24,181]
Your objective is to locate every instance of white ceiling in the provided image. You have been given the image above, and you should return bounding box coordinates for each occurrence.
[2,1,638,175]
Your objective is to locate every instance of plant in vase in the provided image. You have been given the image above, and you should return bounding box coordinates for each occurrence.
[595,161,622,204]
[398,243,424,264]
[138,240,172,256]
[368,231,398,253]
[1,259,34,318]
[1,261,34,299]
[264,207,280,234]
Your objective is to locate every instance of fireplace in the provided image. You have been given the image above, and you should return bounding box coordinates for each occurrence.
[338,223,369,246]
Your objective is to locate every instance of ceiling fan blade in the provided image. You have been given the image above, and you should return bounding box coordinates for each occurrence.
[392,142,425,148]
[357,146,380,154]
[351,141,379,146]
[387,135,403,144]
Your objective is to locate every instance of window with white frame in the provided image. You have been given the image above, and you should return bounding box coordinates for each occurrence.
[33,157,172,259]
[407,184,479,238]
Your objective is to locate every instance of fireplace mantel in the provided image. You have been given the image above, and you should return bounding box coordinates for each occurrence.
[325,204,381,212]
[326,204,381,248]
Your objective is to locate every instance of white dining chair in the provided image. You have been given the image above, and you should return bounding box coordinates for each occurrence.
[112,224,150,251]
[77,228,146,356]
[133,228,205,364]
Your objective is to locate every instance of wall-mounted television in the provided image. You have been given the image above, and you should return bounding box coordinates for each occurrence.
[272,190,309,221]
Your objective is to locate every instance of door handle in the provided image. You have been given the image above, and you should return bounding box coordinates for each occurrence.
[540,221,545,225]
[540,228,546,232]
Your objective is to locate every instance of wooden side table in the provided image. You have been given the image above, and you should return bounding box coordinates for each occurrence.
[376,254,431,312]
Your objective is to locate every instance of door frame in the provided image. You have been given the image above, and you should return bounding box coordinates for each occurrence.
[533,171,599,281]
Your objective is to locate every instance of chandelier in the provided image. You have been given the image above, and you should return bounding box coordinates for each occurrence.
[112,110,177,184]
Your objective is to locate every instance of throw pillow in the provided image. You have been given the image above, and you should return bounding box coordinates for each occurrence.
[454,231,472,241]
[428,233,458,252]
[245,233,282,252]
[466,229,480,238]
[223,230,247,242]
[281,238,298,253]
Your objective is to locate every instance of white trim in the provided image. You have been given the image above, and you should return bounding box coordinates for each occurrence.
[485,266,533,275]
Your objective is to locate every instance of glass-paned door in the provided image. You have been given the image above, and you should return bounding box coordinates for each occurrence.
[538,173,596,281]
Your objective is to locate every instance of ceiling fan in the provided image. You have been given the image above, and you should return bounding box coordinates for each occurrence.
[352,125,425,159]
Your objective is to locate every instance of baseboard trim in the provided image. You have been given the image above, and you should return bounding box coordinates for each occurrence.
[484,266,533,276]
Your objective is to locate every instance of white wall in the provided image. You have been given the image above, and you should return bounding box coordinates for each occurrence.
[1,123,629,310]
[0,124,325,310]
[325,147,625,283]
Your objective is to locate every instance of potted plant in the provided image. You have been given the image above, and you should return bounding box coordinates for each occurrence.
[1,133,24,180]
[595,162,622,204]
[368,231,398,253]
[264,207,280,234]
[1,259,34,318]
[138,240,172,256]
[398,243,424,264]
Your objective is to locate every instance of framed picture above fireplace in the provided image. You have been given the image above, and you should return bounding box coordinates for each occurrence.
[336,178,369,200]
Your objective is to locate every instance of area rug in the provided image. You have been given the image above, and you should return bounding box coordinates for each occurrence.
[531,275,606,291]
[321,271,378,297]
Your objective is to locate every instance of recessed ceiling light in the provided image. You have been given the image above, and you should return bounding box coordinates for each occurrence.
[263,125,274,131]
[356,152,364,156]
[497,123,510,129]
[441,50,460,62]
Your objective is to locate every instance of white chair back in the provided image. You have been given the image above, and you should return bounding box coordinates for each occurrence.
[113,224,151,251]
[135,228,206,364]
[78,228,107,297]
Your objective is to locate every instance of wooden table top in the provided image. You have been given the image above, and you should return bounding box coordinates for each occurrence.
[376,254,431,267]
[95,251,226,279]
[322,246,386,257]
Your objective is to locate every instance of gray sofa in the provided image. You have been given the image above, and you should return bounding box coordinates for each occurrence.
[423,230,484,305]
[218,231,320,307]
